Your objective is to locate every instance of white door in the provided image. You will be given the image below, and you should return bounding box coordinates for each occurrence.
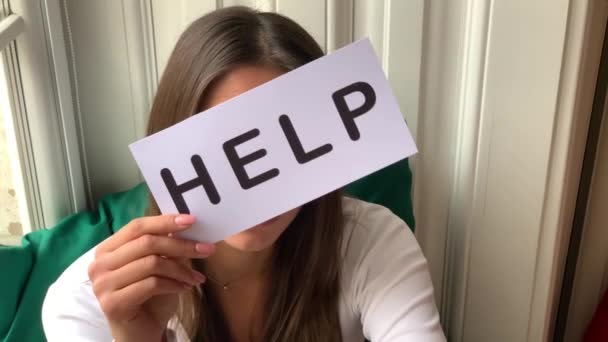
[561,47,608,341]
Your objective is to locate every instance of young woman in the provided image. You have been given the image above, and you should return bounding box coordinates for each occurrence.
[42,6,445,342]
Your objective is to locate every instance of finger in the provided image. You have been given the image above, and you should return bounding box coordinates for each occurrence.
[166,234,193,266]
[99,276,188,321]
[97,215,196,254]
[94,255,206,292]
[99,235,215,270]
[165,235,199,275]
[117,276,188,307]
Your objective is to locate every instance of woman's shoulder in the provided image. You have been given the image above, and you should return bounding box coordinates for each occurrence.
[339,195,426,297]
[340,195,419,257]
[339,197,443,339]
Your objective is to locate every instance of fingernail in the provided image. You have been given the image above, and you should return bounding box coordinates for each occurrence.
[192,271,206,283]
[175,215,195,226]
[195,243,215,255]
[182,283,193,289]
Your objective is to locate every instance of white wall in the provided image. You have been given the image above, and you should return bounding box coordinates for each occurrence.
[64,0,144,203]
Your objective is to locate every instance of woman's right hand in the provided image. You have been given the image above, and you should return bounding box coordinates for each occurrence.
[87,214,215,342]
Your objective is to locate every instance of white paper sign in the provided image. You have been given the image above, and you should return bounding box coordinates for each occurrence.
[129,38,417,243]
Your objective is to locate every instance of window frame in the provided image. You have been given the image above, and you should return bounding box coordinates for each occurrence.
[1,0,87,235]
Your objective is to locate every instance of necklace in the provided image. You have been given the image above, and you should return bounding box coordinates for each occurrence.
[205,274,233,291]
[204,268,268,291]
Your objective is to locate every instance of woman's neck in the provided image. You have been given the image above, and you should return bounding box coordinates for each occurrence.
[203,242,274,285]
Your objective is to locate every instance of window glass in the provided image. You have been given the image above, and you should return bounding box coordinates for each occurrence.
[0,48,28,246]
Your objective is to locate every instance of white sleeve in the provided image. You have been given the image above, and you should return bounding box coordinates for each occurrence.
[41,248,188,342]
[41,250,114,341]
[346,204,446,342]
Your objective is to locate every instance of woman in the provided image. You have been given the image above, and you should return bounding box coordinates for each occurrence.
[42,6,445,342]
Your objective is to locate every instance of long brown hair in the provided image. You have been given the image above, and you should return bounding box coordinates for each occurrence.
[145,6,344,341]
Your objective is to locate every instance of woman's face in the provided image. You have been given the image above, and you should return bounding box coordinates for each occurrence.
[202,65,301,252]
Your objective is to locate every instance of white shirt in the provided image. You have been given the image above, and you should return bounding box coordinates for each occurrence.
[42,197,446,341]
